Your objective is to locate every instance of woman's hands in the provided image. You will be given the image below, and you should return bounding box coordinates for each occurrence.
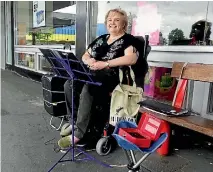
[83,56,108,70]
[82,53,108,70]
[89,61,109,70]
[82,50,109,70]
[86,58,96,67]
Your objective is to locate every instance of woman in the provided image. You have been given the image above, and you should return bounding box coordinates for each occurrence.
[58,8,146,149]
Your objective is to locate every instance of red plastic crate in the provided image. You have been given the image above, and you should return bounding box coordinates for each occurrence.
[118,113,163,148]
[119,128,152,148]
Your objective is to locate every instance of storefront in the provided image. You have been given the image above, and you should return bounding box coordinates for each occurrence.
[90,1,213,120]
[4,1,77,75]
[2,1,213,119]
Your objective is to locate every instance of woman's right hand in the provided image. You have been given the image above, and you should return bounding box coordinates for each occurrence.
[82,49,96,67]
[86,58,96,67]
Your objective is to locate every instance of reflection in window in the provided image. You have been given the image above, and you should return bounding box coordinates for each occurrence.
[189,20,212,45]
[208,1,213,45]
[93,1,212,46]
[38,54,52,73]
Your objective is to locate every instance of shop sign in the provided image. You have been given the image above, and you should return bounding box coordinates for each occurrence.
[33,1,46,28]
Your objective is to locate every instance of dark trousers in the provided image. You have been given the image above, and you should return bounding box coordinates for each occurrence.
[64,80,112,139]
[64,80,83,122]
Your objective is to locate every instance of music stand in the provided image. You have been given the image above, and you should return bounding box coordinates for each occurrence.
[39,48,112,171]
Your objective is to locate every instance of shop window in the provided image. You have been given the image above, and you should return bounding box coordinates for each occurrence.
[13,1,77,73]
[143,66,177,103]
[15,52,35,70]
[14,1,76,46]
[92,1,212,46]
[89,1,212,103]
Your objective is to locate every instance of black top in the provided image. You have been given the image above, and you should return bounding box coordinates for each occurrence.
[88,33,136,61]
[87,33,148,90]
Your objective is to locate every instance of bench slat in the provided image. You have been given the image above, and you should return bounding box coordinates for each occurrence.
[171,62,213,82]
[139,107,213,137]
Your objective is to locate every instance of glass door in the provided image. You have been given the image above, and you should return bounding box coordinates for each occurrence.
[5,1,13,65]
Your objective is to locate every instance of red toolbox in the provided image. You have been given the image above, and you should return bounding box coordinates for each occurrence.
[118,113,163,148]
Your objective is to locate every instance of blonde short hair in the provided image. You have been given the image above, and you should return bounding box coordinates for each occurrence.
[104,8,128,31]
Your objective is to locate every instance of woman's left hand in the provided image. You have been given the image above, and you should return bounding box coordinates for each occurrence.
[89,61,108,70]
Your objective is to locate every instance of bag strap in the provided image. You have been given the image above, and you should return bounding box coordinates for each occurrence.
[119,66,136,88]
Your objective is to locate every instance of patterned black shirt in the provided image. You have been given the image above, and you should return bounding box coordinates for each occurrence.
[87,33,148,89]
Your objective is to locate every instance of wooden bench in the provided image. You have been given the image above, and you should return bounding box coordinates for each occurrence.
[139,62,213,138]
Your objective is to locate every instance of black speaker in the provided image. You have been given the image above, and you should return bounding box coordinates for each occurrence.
[44,100,67,117]
[42,74,67,92]
[42,89,65,103]
[42,74,67,117]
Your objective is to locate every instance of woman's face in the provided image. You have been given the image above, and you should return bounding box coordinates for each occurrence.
[106,12,125,34]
